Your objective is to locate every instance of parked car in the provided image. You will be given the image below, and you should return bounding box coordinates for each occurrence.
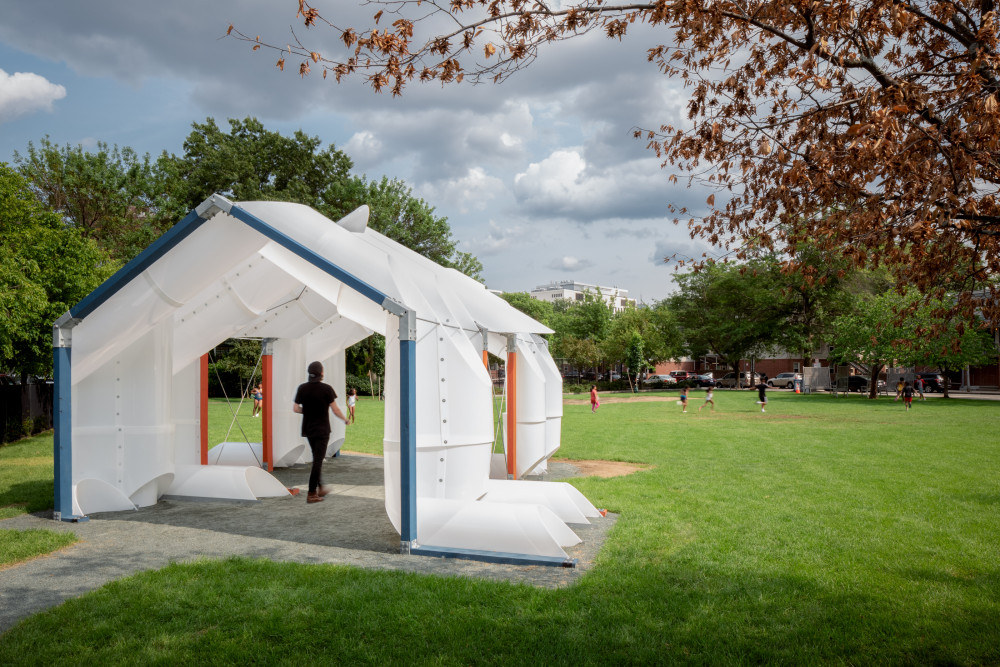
[668,370,692,381]
[915,373,948,392]
[562,371,581,382]
[846,375,886,392]
[768,372,802,388]
[716,372,760,388]
[642,374,677,385]
[692,374,717,387]
[603,372,622,381]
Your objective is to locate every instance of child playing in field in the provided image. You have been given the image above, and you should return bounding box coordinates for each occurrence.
[347,388,357,424]
[679,386,689,413]
[251,384,263,417]
[699,387,715,412]
[902,380,914,411]
[590,385,600,413]
[895,377,905,401]
[755,381,768,413]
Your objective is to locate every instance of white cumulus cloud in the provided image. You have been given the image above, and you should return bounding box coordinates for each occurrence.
[548,256,595,271]
[418,167,505,215]
[462,220,525,256]
[0,69,66,123]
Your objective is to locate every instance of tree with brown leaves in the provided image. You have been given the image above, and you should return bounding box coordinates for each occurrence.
[230,0,1000,330]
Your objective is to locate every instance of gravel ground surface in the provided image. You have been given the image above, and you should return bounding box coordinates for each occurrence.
[0,454,615,635]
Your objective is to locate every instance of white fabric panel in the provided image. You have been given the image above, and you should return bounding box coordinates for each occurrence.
[171,360,201,467]
[511,335,547,478]
[74,478,136,515]
[73,321,176,507]
[241,202,397,304]
[207,442,264,466]
[354,228,552,335]
[71,278,178,383]
[328,351,346,456]
[129,472,175,507]
[236,282,340,341]
[272,337,308,467]
[383,312,403,531]
[170,255,311,372]
[166,465,289,500]
[481,479,600,524]
[257,242,388,334]
[532,334,564,462]
[415,498,578,557]
[144,214,267,305]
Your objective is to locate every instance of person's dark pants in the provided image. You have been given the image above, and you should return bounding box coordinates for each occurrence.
[307,435,329,494]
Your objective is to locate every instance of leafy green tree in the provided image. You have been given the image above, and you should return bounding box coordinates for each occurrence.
[557,336,603,379]
[500,292,554,328]
[14,138,171,262]
[160,117,354,212]
[602,303,682,381]
[346,334,386,399]
[0,163,114,378]
[208,339,264,398]
[829,291,908,399]
[670,261,789,384]
[163,117,482,280]
[549,290,612,345]
[546,290,614,376]
[774,246,854,366]
[624,331,645,392]
[897,295,997,399]
[832,288,996,399]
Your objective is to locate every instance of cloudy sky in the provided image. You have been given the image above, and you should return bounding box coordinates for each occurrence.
[0,0,717,302]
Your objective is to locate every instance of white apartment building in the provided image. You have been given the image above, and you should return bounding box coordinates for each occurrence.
[530,280,636,313]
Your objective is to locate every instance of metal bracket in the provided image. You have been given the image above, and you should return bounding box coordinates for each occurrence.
[261,337,275,356]
[52,311,81,348]
[195,193,233,219]
[397,308,418,341]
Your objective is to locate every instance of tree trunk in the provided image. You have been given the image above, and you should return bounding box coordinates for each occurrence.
[868,362,883,399]
[942,366,951,399]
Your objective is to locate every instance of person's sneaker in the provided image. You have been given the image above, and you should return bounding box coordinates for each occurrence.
[317,484,333,497]
[306,493,324,503]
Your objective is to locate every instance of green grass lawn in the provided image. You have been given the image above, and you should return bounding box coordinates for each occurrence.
[0,432,78,566]
[1,391,998,663]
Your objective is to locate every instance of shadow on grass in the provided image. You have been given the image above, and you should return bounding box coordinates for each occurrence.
[0,479,53,517]
[570,557,1000,664]
[4,553,998,664]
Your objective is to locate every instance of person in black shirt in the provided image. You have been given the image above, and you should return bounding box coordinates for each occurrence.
[293,361,349,504]
[755,381,768,413]
[902,381,915,411]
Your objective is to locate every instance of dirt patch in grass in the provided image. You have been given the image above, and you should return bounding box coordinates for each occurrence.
[556,459,650,478]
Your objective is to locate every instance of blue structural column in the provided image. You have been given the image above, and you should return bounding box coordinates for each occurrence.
[52,316,86,522]
[398,309,417,552]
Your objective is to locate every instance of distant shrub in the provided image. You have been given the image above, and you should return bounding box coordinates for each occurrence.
[346,373,377,396]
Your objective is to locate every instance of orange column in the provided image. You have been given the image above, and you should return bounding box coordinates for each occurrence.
[262,350,273,472]
[200,353,209,465]
[505,344,518,480]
